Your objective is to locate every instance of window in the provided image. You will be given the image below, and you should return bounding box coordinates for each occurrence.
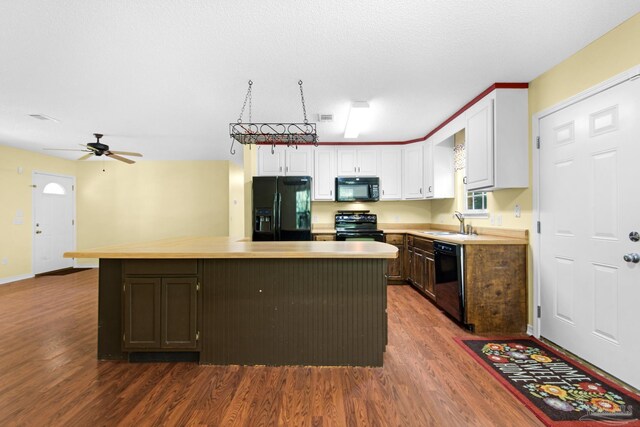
[42,182,66,195]
[466,190,487,213]
[463,176,488,216]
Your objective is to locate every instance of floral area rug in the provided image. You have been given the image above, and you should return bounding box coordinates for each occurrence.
[456,337,640,426]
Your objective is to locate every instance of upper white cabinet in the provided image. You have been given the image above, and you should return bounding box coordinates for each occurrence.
[465,88,528,191]
[313,147,337,201]
[337,148,378,176]
[257,146,313,177]
[424,136,455,199]
[402,143,423,199]
[377,146,402,200]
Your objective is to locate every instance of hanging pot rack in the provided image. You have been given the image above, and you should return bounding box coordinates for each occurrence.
[229,80,319,155]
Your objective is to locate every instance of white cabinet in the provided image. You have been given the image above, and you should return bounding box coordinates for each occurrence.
[257,146,313,177]
[258,146,285,176]
[337,148,377,176]
[377,146,402,200]
[465,88,528,191]
[402,143,423,199]
[313,148,337,201]
[424,136,455,199]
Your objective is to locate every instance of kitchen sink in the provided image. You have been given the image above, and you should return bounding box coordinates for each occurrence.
[420,231,464,236]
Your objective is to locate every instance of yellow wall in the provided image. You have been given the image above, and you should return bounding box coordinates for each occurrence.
[312,200,431,225]
[228,161,245,238]
[0,145,76,280]
[1,143,238,278]
[243,146,257,238]
[529,14,640,114]
[75,160,230,265]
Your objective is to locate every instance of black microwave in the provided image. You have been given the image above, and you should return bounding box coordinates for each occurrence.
[335,177,380,202]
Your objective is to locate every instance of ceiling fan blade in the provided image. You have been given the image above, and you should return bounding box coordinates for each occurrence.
[109,150,143,157]
[107,153,135,164]
[43,148,87,152]
[78,153,94,161]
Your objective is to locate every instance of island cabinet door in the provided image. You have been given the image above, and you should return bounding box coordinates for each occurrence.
[161,277,198,349]
[123,278,161,349]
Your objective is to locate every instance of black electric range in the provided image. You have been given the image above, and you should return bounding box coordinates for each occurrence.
[334,211,384,242]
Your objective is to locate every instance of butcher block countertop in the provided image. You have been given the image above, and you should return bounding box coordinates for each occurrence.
[313,224,528,245]
[64,236,398,259]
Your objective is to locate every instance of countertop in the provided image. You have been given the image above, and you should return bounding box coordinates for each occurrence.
[313,225,528,245]
[64,236,398,259]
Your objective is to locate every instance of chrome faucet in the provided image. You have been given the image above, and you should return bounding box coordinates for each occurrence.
[454,211,465,234]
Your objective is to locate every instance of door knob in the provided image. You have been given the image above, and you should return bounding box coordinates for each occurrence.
[35,230,42,234]
[623,253,640,263]
[630,231,640,242]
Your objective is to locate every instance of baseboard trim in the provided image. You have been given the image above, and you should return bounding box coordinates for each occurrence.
[0,273,35,286]
[526,324,534,336]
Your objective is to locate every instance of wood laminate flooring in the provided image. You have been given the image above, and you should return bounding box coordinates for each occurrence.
[0,270,542,426]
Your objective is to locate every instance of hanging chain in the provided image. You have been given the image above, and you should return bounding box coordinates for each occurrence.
[237,80,253,123]
[299,80,308,124]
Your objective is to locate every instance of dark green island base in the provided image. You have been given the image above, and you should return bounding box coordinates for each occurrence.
[98,258,388,366]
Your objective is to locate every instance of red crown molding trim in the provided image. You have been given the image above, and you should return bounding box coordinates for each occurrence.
[310,82,528,146]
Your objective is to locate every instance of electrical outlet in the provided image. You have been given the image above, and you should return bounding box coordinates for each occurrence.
[1,257,8,265]
[514,204,521,218]
[312,215,318,223]
[497,214,503,226]
[490,214,495,226]
[393,216,400,223]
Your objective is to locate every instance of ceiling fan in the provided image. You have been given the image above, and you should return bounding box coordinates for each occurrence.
[44,133,143,164]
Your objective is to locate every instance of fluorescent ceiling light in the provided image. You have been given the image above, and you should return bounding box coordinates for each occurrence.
[344,101,370,138]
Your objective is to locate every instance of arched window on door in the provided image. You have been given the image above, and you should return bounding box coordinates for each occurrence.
[42,182,66,195]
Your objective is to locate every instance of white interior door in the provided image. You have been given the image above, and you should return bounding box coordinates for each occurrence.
[539,77,640,389]
[33,172,75,274]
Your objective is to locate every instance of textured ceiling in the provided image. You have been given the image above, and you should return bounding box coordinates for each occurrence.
[0,1,638,163]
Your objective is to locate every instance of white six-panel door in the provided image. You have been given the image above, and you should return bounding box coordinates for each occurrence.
[539,76,640,389]
[33,172,75,274]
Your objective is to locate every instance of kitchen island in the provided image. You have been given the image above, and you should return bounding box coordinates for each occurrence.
[65,237,397,366]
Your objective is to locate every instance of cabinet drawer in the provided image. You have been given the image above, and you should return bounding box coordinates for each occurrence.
[413,237,433,253]
[124,260,198,276]
[385,234,404,245]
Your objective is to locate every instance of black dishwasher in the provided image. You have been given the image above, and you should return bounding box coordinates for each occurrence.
[433,241,464,323]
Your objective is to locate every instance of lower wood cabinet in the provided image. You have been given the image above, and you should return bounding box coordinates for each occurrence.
[123,276,200,351]
[385,234,404,282]
[406,235,435,299]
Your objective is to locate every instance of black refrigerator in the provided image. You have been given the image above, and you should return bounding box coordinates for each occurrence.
[252,176,312,241]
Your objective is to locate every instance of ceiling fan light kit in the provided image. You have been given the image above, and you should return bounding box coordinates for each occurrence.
[228,80,319,155]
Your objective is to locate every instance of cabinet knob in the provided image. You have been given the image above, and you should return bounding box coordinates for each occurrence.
[419,188,422,194]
